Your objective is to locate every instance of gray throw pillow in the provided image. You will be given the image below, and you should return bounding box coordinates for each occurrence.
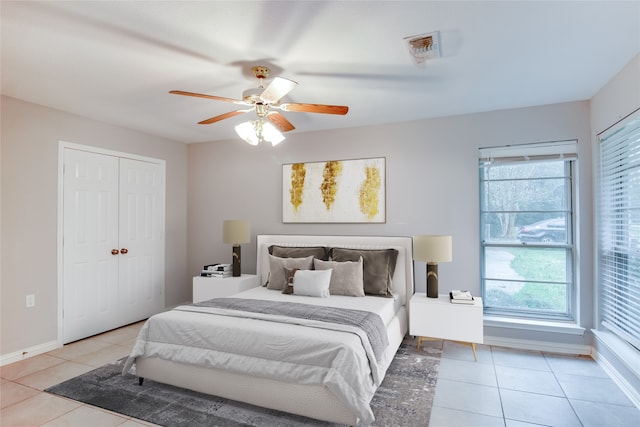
[314,257,365,297]
[267,255,314,291]
[283,268,298,294]
[269,245,329,261]
[329,247,399,297]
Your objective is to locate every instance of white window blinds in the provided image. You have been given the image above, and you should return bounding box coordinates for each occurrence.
[598,111,640,350]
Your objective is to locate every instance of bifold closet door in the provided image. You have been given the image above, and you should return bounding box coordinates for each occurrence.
[63,149,164,343]
[63,149,120,343]
[117,158,165,325]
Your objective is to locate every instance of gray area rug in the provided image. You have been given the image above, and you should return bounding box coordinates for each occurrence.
[46,336,441,426]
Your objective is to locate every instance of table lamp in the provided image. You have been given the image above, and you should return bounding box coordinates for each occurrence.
[223,220,250,277]
[413,235,452,298]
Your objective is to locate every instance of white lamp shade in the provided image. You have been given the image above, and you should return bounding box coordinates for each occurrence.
[413,235,452,263]
[223,220,250,245]
[235,121,260,145]
[234,121,285,146]
[262,122,285,146]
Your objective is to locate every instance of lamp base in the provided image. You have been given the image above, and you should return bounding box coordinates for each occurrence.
[232,245,241,277]
[426,262,438,298]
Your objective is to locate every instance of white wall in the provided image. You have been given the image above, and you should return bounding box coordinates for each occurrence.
[0,96,189,359]
[187,100,593,349]
[591,54,640,134]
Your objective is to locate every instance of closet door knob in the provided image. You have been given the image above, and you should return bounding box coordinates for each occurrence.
[111,249,120,255]
[120,248,129,254]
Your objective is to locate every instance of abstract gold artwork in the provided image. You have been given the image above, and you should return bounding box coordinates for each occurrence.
[282,157,386,223]
[359,165,381,220]
[320,160,343,211]
[289,163,306,213]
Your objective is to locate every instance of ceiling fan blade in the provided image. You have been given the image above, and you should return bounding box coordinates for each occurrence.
[198,109,252,125]
[170,90,247,105]
[267,112,296,132]
[260,77,298,104]
[279,102,349,115]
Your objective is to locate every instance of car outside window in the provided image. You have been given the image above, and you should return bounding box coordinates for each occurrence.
[517,218,566,243]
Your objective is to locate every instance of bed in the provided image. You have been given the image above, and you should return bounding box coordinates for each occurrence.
[123,235,414,426]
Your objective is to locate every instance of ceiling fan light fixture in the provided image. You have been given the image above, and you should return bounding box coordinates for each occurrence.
[235,121,260,145]
[404,31,441,64]
[234,120,285,146]
[262,122,285,146]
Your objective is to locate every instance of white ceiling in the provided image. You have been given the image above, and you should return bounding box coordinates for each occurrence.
[2,1,639,144]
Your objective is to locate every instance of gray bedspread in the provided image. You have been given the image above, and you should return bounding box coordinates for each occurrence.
[194,298,389,362]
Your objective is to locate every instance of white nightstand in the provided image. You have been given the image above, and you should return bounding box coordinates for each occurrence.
[409,293,484,360]
[192,274,261,303]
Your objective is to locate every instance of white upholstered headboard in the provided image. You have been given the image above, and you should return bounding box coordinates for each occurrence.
[256,235,414,306]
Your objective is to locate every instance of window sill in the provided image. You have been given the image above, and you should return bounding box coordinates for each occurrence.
[484,315,586,336]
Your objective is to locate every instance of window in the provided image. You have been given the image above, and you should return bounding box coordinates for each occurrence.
[479,141,577,320]
[598,113,640,350]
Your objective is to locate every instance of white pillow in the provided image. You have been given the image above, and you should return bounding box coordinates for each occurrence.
[293,269,332,298]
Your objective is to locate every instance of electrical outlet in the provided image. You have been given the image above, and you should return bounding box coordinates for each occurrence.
[26,294,35,308]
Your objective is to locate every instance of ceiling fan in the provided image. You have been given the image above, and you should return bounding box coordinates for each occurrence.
[170,66,349,145]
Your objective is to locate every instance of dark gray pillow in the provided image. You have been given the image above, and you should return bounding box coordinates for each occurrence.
[329,247,399,297]
[267,255,314,291]
[314,257,364,297]
[269,245,329,261]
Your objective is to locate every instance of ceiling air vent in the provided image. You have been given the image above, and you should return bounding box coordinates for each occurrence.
[404,31,441,64]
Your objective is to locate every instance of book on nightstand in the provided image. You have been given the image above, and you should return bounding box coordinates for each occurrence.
[201,271,232,278]
[201,263,232,277]
[203,263,231,272]
[450,290,475,304]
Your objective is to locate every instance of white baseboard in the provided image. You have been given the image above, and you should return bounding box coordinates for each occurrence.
[592,330,640,409]
[0,340,60,367]
[594,349,640,409]
[484,335,592,355]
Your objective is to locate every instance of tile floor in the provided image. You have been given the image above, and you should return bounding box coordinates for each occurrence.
[1,323,639,426]
[428,340,640,427]
[0,321,157,427]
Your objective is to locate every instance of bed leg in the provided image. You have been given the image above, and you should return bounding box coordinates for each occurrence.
[138,377,144,386]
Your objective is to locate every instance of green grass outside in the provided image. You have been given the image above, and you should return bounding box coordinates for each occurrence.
[488,247,568,312]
